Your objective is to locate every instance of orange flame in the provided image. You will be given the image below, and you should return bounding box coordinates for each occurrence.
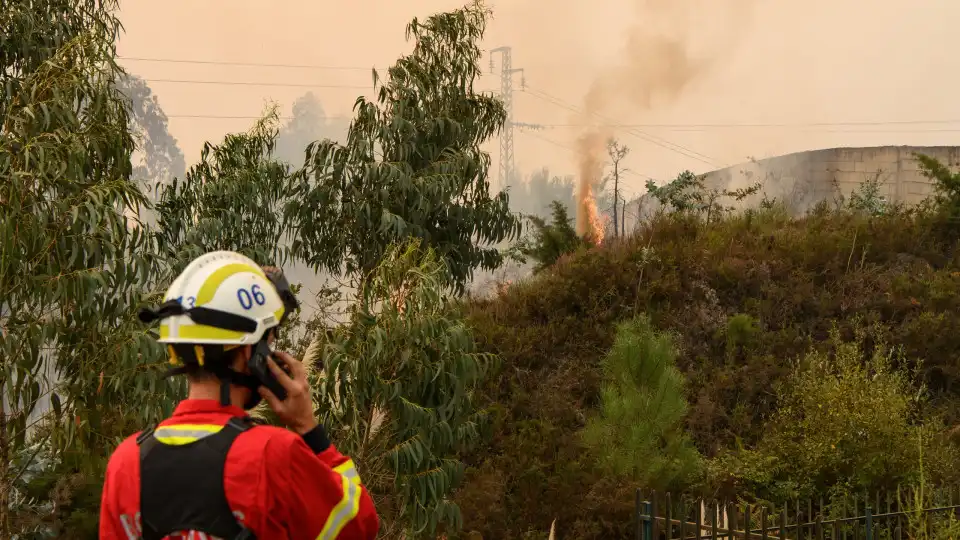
[576,132,607,246]
[580,184,604,246]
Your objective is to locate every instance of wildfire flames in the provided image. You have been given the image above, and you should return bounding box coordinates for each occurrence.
[568,1,755,249]
[577,179,604,246]
[576,132,607,246]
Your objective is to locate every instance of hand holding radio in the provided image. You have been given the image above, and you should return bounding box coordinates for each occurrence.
[257,350,318,436]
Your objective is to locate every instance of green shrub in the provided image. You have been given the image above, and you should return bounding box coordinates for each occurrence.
[645,170,762,223]
[581,315,702,491]
[709,320,960,502]
[837,172,892,216]
[509,200,588,273]
[917,152,960,228]
[718,313,759,358]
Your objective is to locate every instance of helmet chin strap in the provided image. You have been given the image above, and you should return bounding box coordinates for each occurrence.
[207,363,264,409]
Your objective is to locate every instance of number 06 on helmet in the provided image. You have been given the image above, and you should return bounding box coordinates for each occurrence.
[154,251,286,346]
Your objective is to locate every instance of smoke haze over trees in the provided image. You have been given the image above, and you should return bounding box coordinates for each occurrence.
[275,92,350,167]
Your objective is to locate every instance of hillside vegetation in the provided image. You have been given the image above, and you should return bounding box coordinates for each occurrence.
[456,175,960,538]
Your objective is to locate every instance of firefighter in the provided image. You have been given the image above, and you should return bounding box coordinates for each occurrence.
[99,251,379,539]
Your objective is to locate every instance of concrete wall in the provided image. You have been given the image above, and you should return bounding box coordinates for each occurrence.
[702,145,960,212]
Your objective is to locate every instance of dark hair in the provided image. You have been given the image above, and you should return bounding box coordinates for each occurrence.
[172,344,244,381]
[173,327,277,381]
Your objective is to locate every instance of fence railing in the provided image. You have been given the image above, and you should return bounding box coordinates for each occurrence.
[634,488,960,540]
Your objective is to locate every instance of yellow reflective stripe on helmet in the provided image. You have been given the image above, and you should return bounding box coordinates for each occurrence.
[333,459,362,487]
[316,471,362,539]
[154,423,224,445]
[274,306,285,322]
[160,324,247,341]
[195,262,266,307]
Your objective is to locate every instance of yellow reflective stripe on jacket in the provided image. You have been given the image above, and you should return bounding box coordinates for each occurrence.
[333,459,362,487]
[316,471,362,539]
[153,424,224,445]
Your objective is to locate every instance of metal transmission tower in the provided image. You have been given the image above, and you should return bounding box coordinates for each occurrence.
[489,46,525,191]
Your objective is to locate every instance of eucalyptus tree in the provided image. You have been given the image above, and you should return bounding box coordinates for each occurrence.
[117,73,186,186]
[152,105,296,274]
[288,0,522,294]
[510,200,587,273]
[313,239,496,537]
[287,5,513,536]
[275,92,349,167]
[0,0,167,535]
[116,72,187,225]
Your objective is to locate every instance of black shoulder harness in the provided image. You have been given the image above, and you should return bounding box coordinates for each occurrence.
[137,416,258,540]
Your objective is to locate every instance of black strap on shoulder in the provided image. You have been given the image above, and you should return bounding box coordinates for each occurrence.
[225,416,255,432]
[136,426,156,445]
[136,426,158,462]
[138,416,258,540]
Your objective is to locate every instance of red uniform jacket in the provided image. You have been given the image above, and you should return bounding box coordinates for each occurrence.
[99,399,380,539]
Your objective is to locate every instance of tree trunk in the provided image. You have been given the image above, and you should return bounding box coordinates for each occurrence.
[0,404,10,539]
[621,201,626,237]
[612,164,620,238]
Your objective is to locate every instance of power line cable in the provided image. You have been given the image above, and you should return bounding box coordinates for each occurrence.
[816,128,960,133]
[517,128,655,180]
[165,114,360,121]
[514,120,960,129]
[165,114,296,120]
[118,55,530,76]
[521,85,719,167]
[518,86,960,157]
[143,78,373,89]
[140,78,497,94]
[524,85,717,165]
[120,56,377,71]
[161,115,290,121]
[519,127,575,151]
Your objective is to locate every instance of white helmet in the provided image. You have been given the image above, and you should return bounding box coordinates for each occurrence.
[156,251,285,346]
[139,251,300,409]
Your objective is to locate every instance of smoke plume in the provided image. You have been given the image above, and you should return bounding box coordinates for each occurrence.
[574,0,755,241]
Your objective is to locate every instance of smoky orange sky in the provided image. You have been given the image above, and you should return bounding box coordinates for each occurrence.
[116,0,960,201]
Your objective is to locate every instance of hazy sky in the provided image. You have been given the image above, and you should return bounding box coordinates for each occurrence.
[116,0,960,200]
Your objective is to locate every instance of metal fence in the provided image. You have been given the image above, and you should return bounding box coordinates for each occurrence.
[634,488,960,540]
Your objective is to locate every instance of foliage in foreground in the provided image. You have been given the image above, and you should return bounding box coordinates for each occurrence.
[3,1,514,537]
[0,0,172,535]
[313,240,495,538]
[288,0,521,292]
[152,105,295,274]
[645,169,762,222]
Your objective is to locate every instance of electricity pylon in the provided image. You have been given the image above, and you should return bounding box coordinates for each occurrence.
[490,46,525,191]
